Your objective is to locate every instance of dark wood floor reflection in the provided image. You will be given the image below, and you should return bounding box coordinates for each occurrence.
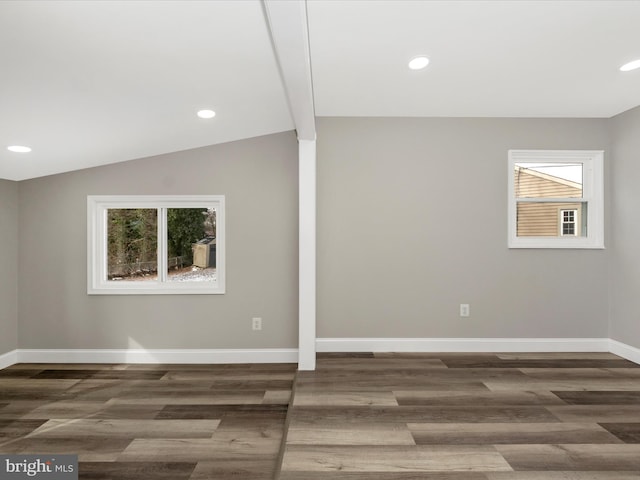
[0,363,295,479]
[280,352,640,480]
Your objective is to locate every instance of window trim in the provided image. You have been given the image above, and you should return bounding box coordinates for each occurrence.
[508,150,604,249]
[87,195,225,295]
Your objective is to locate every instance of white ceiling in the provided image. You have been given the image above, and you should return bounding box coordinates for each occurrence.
[1,0,639,180]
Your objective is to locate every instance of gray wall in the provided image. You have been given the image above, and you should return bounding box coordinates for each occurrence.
[0,179,19,356]
[317,117,610,339]
[18,131,299,349]
[609,106,640,349]
[12,115,638,352]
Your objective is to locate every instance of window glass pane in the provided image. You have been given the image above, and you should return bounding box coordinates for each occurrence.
[516,202,585,237]
[167,207,217,283]
[563,224,574,235]
[107,209,158,281]
[514,163,582,198]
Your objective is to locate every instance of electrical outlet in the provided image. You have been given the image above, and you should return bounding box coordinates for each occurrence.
[252,317,262,331]
[460,304,470,317]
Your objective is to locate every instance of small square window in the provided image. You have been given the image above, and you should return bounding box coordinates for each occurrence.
[508,150,603,249]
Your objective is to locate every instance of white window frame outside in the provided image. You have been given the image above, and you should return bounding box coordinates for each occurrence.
[559,208,578,237]
[508,150,604,249]
[88,195,225,295]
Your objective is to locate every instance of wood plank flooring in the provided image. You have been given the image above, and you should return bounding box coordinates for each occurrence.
[1,353,640,479]
[0,363,295,479]
[280,352,640,479]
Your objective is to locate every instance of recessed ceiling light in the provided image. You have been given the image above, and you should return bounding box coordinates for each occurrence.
[197,109,216,119]
[7,145,31,153]
[408,56,430,70]
[620,59,640,72]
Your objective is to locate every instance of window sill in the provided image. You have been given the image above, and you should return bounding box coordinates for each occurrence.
[87,282,225,295]
[508,238,605,249]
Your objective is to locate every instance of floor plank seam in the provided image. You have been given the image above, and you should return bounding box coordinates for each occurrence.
[274,369,299,480]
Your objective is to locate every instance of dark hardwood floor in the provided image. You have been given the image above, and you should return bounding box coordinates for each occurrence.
[0,363,295,479]
[1,353,640,479]
[280,352,640,480]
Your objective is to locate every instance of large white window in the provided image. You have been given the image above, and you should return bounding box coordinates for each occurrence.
[88,195,225,294]
[508,150,604,249]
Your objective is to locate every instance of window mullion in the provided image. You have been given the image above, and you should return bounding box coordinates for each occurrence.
[158,207,168,283]
[99,205,108,283]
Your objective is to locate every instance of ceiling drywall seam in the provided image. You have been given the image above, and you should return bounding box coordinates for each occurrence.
[263,0,317,370]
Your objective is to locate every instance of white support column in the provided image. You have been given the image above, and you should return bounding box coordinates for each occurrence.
[298,139,316,370]
[263,0,317,369]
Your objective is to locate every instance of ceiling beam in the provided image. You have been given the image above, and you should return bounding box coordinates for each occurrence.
[263,0,316,141]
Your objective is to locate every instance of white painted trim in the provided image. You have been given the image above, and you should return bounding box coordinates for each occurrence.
[264,0,317,369]
[298,139,316,371]
[609,339,640,365]
[16,349,298,364]
[0,349,18,369]
[317,337,610,353]
[508,150,604,249]
[87,195,225,295]
[263,0,316,141]
[3,341,639,368]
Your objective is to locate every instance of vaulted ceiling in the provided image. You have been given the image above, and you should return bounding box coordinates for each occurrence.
[1,0,639,180]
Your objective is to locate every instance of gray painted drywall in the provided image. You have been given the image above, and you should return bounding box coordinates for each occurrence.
[609,105,640,349]
[0,179,18,355]
[18,131,298,349]
[317,117,609,339]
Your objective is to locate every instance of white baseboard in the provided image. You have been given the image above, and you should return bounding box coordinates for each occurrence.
[3,340,638,368]
[316,337,610,353]
[609,339,640,365]
[0,349,18,369]
[16,348,298,364]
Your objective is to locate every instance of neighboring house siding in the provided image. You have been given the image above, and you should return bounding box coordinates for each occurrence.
[515,168,582,237]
